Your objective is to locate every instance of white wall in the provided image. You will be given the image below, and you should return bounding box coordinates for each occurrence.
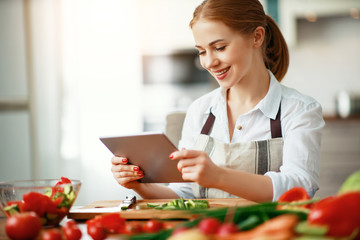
[284,16,360,115]
[0,0,32,181]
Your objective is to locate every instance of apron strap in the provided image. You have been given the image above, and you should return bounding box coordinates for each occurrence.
[200,104,282,138]
[270,104,282,138]
[200,112,215,135]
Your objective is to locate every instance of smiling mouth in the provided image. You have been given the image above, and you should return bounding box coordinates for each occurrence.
[214,67,230,76]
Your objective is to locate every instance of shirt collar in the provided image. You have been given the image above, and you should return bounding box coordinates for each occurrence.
[206,70,282,120]
[258,70,282,120]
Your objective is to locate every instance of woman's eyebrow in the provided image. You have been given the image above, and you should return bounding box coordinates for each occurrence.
[195,39,225,49]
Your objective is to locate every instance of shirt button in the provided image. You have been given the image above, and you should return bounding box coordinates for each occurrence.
[237,125,242,130]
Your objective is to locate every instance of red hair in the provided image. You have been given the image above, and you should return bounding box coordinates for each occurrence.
[190,0,289,81]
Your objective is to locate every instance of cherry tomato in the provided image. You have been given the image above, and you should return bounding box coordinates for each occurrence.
[99,213,125,233]
[42,229,62,240]
[5,212,42,240]
[197,217,222,234]
[143,219,164,233]
[62,220,82,240]
[86,219,106,240]
[125,221,143,234]
[216,222,239,236]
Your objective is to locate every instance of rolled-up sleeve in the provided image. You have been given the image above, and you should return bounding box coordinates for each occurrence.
[265,101,325,201]
[168,183,195,199]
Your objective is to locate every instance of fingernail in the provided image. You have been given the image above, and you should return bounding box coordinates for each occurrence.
[122,158,127,163]
[169,154,174,159]
[133,167,139,171]
[137,171,143,176]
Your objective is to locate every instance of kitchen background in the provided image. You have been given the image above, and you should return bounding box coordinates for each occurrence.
[1,0,360,206]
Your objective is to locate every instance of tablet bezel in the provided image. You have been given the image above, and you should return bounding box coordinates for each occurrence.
[100,132,187,183]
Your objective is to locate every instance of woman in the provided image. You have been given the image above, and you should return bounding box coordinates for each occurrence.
[111,0,325,202]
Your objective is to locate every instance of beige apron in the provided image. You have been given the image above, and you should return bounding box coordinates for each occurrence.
[192,106,283,198]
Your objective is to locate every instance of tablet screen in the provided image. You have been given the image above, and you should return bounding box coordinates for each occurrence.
[100,132,187,183]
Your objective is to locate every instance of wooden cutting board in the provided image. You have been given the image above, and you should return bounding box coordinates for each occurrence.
[68,198,255,220]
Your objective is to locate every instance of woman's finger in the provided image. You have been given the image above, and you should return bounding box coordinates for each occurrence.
[113,171,143,178]
[177,159,197,172]
[170,149,202,160]
[111,156,129,165]
[180,171,197,182]
[115,175,143,186]
[111,164,141,173]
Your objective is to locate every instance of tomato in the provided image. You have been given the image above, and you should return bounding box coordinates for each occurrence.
[5,212,42,240]
[62,220,82,240]
[125,221,143,234]
[98,213,125,233]
[216,222,239,236]
[278,187,310,202]
[277,187,311,210]
[86,219,107,240]
[197,217,222,234]
[42,229,62,240]
[23,192,58,217]
[143,219,164,233]
[52,177,72,197]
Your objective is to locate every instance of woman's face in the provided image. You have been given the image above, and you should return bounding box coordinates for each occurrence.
[192,19,256,89]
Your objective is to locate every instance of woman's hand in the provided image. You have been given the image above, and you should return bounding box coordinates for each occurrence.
[169,150,221,188]
[111,156,144,189]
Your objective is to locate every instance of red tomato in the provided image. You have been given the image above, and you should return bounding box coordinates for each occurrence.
[99,213,125,233]
[23,192,58,217]
[143,219,164,233]
[278,187,310,202]
[86,219,107,240]
[125,221,143,234]
[56,177,72,186]
[60,177,72,184]
[216,222,239,236]
[5,212,42,240]
[52,177,72,197]
[62,220,82,240]
[42,229,62,240]
[198,217,222,234]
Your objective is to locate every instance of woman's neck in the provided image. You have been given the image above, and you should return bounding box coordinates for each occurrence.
[226,68,270,141]
[227,67,270,115]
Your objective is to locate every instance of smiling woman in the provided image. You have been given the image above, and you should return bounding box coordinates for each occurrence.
[110,0,325,203]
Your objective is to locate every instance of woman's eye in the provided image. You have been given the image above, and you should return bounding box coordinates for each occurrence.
[198,51,206,56]
[216,46,226,51]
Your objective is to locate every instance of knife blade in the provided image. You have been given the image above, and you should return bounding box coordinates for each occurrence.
[119,195,136,210]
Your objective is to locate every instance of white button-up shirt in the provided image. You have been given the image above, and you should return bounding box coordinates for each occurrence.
[169,71,325,201]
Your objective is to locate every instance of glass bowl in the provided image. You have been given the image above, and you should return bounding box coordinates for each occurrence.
[0,178,81,226]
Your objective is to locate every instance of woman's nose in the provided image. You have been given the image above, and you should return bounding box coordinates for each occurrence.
[202,53,219,69]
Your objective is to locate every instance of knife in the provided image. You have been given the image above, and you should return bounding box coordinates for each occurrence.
[119,195,136,210]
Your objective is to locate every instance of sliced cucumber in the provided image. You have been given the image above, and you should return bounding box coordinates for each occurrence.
[4,205,20,216]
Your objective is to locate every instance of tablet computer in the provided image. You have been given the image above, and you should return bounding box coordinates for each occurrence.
[100,132,186,183]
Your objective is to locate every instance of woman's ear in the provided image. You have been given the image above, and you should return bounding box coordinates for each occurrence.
[253,26,265,48]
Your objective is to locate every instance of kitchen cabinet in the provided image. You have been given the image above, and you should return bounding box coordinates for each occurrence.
[278,0,360,47]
